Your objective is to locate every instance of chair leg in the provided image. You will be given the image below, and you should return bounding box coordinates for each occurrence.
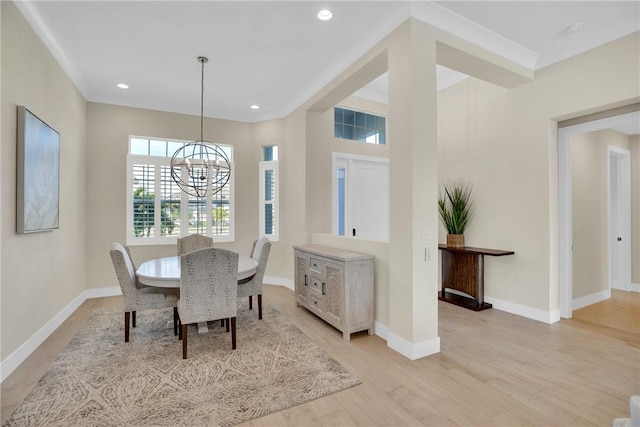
[225,318,230,333]
[182,324,188,359]
[132,311,136,327]
[220,319,224,327]
[178,316,182,340]
[249,295,253,310]
[124,312,130,342]
[173,307,178,336]
[230,317,237,350]
[258,294,263,320]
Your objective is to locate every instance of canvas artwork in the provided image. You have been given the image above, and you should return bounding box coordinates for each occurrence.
[17,106,60,233]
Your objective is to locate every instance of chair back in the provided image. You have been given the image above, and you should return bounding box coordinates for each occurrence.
[253,237,271,284]
[179,248,238,325]
[238,238,271,297]
[177,234,214,255]
[110,242,138,304]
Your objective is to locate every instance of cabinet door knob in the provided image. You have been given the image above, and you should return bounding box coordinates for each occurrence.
[304,274,308,285]
[322,282,326,295]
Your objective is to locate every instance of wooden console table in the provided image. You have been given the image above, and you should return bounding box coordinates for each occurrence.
[438,244,514,311]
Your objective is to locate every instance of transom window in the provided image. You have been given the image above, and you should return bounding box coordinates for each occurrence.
[334,107,386,145]
[126,136,234,245]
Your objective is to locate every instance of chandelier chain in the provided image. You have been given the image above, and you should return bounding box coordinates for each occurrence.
[200,57,205,142]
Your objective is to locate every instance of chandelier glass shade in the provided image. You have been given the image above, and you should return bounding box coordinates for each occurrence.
[170,56,231,198]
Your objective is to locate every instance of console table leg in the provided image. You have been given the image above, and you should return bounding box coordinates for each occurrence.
[477,254,485,306]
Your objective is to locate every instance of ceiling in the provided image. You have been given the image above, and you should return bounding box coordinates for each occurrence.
[15,1,640,125]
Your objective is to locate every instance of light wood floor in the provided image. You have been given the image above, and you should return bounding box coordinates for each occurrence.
[2,285,639,426]
[572,289,639,334]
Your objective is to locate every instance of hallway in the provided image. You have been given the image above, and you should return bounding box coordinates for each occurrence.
[572,290,639,334]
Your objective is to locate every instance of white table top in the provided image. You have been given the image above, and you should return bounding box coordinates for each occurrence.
[137,254,258,288]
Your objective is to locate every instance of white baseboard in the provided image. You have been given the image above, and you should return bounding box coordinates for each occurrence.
[572,289,611,310]
[1,290,86,383]
[484,296,561,324]
[86,286,122,298]
[264,276,294,291]
[631,283,640,292]
[374,320,389,340]
[1,278,295,383]
[386,331,440,360]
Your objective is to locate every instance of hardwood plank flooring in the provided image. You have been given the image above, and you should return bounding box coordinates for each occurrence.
[2,285,638,426]
[572,289,639,334]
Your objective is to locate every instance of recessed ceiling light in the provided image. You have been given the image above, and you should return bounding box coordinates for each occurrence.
[250,105,260,110]
[564,23,583,36]
[117,83,129,89]
[317,9,333,21]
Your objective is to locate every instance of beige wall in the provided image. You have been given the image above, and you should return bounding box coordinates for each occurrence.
[632,135,640,284]
[86,103,268,288]
[1,2,87,361]
[571,130,631,299]
[2,2,639,369]
[436,32,639,313]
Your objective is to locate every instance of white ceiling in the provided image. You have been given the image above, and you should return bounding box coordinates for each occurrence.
[15,1,640,125]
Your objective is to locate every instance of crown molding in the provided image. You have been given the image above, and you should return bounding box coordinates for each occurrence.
[410,1,539,70]
[14,0,89,99]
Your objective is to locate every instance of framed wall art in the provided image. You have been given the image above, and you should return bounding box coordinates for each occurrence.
[16,106,60,233]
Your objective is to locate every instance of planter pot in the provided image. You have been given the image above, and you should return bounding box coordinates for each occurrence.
[446,234,465,248]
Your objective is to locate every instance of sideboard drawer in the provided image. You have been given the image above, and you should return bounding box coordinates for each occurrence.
[309,257,323,274]
[309,292,324,313]
[310,277,323,294]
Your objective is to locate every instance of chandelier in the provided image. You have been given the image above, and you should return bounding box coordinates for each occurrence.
[170,56,231,198]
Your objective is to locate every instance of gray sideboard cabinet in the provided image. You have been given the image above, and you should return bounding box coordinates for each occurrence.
[294,244,374,341]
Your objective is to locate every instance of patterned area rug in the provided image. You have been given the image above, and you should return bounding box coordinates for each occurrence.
[3,301,361,426]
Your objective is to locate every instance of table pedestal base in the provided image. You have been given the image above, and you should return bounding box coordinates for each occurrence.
[439,290,492,311]
[166,320,209,334]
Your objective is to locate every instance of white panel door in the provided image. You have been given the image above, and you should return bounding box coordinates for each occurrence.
[349,159,389,240]
[333,154,389,241]
[608,146,632,291]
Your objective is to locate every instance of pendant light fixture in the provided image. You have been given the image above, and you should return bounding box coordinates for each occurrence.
[170,56,231,199]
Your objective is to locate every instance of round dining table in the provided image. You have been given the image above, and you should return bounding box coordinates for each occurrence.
[136,254,258,333]
[136,254,258,287]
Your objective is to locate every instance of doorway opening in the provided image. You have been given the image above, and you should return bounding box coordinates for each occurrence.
[558,110,638,318]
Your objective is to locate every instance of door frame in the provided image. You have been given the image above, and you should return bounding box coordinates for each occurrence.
[558,111,637,318]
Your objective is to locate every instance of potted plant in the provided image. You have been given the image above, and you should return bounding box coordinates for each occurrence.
[438,180,474,248]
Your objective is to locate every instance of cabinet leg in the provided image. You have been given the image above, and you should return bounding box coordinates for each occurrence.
[342,331,351,341]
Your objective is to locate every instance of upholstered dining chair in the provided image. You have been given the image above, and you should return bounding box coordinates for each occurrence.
[177,247,239,359]
[110,242,179,342]
[237,237,271,319]
[177,234,213,255]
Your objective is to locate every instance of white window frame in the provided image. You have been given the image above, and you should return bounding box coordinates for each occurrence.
[259,160,279,241]
[126,136,235,246]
